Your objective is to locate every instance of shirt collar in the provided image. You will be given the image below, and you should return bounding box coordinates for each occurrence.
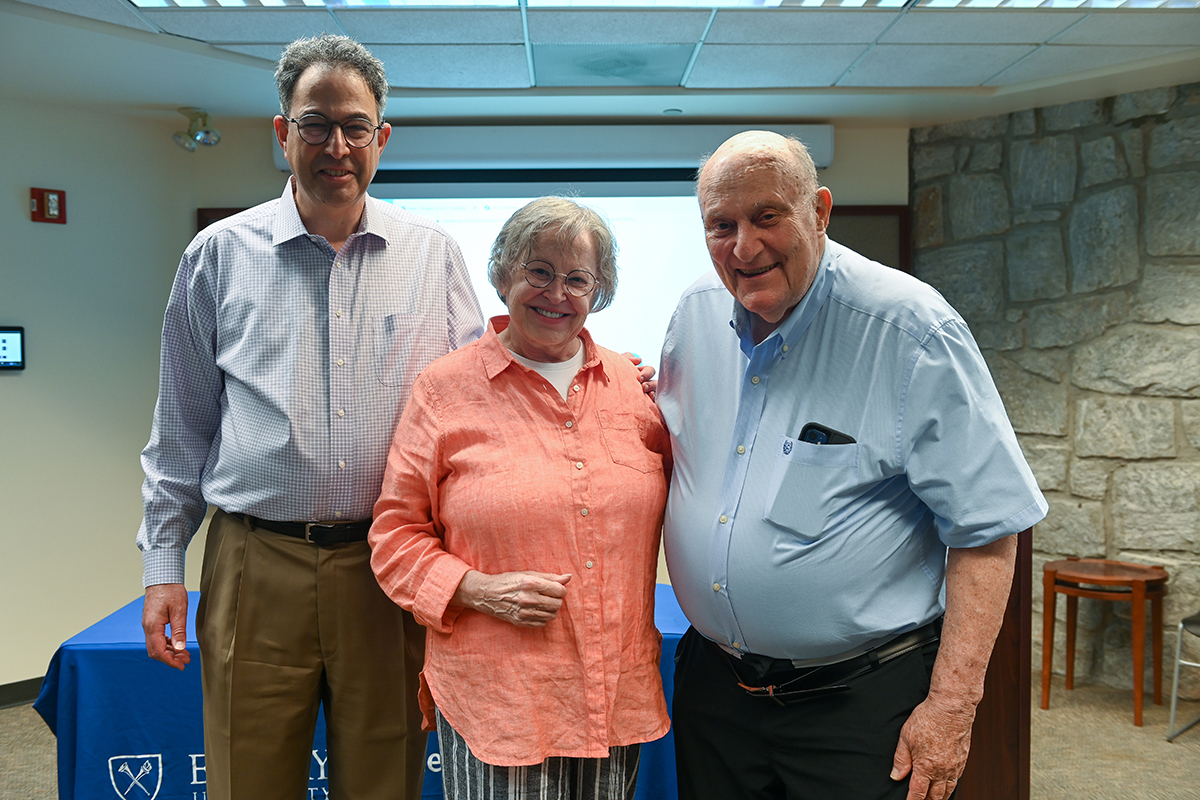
[271,178,308,246]
[357,195,390,244]
[271,177,385,246]
[730,237,836,359]
[478,316,606,382]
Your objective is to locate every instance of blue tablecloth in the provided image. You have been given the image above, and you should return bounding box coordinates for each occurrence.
[35,584,687,800]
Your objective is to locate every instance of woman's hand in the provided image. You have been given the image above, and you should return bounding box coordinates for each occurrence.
[453,570,572,627]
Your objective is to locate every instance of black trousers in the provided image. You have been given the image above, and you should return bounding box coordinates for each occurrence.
[672,627,941,800]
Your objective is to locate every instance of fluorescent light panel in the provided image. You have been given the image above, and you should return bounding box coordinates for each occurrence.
[131,0,1199,7]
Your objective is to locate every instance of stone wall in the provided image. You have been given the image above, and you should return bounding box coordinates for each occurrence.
[910,83,1200,697]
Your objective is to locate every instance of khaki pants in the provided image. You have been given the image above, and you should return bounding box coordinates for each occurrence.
[197,509,426,800]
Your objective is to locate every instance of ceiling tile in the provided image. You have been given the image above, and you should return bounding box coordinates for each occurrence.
[987,44,1194,86]
[686,44,868,89]
[0,4,279,118]
[881,10,1084,44]
[1051,11,1200,47]
[840,44,1035,87]
[335,9,524,45]
[526,10,712,44]
[140,9,336,44]
[10,0,156,33]
[368,44,530,90]
[215,43,286,63]
[705,9,901,45]
[532,43,694,87]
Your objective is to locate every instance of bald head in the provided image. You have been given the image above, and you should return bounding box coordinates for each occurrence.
[698,131,820,206]
[694,130,833,342]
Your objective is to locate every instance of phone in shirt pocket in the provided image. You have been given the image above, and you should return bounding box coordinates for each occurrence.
[763,429,859,542]
[799,422,856,446]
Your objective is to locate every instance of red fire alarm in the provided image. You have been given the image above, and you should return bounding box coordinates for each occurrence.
[31,188,67,224]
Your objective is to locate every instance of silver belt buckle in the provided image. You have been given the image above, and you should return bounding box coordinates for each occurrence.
[304,522,321,543]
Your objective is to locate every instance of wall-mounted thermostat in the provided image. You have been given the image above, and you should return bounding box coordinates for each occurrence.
[0,327,25,370]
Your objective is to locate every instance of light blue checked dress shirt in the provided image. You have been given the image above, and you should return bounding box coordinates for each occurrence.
[138,181,484,586]
[658,239,1047,662]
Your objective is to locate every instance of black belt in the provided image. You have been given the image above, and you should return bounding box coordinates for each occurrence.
[720,619,942,705]
[230,512,371,546]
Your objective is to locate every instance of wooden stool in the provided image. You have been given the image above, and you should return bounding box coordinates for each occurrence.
[1041,558,1168,726]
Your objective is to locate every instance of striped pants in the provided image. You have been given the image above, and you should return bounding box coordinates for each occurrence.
[436,710,640,800]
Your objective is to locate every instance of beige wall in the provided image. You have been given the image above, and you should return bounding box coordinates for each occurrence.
[0,98,282,685]
[0,97,907,685]
[823,126,911,206]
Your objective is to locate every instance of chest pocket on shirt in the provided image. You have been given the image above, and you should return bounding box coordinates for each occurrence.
[763,435,860,542]
[597,409,663,474]
[375,313,418,387]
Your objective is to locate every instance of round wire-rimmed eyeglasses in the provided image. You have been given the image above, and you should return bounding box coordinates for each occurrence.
[521,261,597,297]
[286,114,383,148]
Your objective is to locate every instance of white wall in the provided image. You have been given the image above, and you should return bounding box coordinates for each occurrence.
[0,98,282,685]
[0,99,907,685]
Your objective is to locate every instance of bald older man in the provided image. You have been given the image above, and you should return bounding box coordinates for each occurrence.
[656,131,1047,800]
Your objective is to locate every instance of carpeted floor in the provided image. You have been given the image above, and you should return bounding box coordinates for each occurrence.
[3,675,1199,800]
[0,702,56,800]
[1031,674,1200,800]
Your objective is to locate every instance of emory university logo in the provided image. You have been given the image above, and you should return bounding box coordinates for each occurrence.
[108,755,162,800]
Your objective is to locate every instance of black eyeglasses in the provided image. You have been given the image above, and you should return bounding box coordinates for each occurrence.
[522,261,597,297]
[286,114,383,148]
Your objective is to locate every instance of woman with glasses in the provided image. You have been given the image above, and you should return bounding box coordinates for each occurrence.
[369,197,670,800]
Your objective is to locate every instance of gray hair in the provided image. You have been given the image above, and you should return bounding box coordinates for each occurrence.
[488,197,618,313]
[698,132,821,204]
[275,35,388,122]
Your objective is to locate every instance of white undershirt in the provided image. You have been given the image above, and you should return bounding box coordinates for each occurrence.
[509,342,585,400]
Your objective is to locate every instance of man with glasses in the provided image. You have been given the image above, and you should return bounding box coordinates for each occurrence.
[137,34,483,800]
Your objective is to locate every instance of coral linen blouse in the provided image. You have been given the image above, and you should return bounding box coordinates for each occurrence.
[370,317,671,767]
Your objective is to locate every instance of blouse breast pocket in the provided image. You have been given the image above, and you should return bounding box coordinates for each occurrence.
[596,409,663,474]
[762,434,860,542]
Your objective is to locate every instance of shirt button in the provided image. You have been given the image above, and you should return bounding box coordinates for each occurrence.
[565,420,573,428]
[334,511,343,519]
[336,358,344,367]
[573,385,581,393]
[732,642,741,649]
[581,508,589,516]
[338,460,345,469]
[586,561,594,569]
[575,462,584,470]
[719,515,728,524]
[337,408,345,417]
[713,583,721,592]
[751,375,760,385]
[736,445,745,455]
[782,344,789,353]
[335,309,343,318]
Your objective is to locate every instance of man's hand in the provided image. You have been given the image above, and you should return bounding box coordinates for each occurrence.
[891,534,1017,799]
[890,693,975,800]
[453,570,571,627]
[621,352,658,397]
[142,583,192,670]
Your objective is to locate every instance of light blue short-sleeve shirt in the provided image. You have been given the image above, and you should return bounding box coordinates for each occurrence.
[658,239,1046,662]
